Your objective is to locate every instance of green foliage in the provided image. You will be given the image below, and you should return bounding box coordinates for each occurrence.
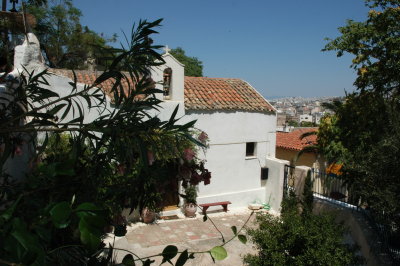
[0,19,211,265]
[169,47,203,77]
[244,194,361,266]
[302,170,314,215]
[183,185,197,204]
[25,0,115,69]
[210,246,227,261]
[287,120,299,127]
[300,121,315,127]
[323,0,400,95]
[321,0,400,234]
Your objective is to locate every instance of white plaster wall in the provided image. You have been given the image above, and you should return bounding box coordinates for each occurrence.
[264,157,289,212]
[43,74,114,124]
[44,73,185,126]
[299,114,313,123]
[180,110,277,208]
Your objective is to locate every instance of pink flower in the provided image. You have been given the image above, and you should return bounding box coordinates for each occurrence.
[198,131,208,144]
[183,148,196,161]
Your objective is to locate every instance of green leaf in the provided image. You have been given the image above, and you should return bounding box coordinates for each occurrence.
[175,250,188,266]
[143,259,155,266]
[168,105,179,125]
[80,227,101,250]
[161,245,178,263]
[76,202,100,212]
[55,162,75,176]
[49,201,71,228]
[238,234,247,244]
[75,202,102,218]
[122,254,135,266]
[231,226,237,235]
[1,195,22,221]
[71,194,76,206]
[48,103,67,115]
[210,246,227,261]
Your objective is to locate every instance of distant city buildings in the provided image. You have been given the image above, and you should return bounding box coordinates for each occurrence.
[269,96,342,130]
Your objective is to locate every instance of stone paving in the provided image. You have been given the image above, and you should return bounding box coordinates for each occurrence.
[107,208,262,265]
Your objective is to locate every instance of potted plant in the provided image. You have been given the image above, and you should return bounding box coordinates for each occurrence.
[141,207,156,224]
[141,193,162,224]
[184,186,197,217]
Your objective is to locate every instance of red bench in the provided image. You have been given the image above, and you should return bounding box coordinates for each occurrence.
[199,201,232,215]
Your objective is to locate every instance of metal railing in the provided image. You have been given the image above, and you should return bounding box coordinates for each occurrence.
[310,168,400,264]
[282,165,399,263]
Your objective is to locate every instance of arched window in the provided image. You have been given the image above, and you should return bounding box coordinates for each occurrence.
[163,68,172,97]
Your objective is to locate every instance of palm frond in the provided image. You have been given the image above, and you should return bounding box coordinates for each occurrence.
[299,130,317,140]
[294,145,319,164]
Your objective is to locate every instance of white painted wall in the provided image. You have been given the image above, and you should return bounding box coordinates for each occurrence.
[299,114,312,123]
[43,74,114,124]
[180,110,277,209]
[264,157,289,212]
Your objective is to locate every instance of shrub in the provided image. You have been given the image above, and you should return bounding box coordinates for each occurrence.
[244,194,362,265]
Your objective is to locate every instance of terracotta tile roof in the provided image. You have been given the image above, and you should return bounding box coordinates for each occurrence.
[184,77,274,113]
[49,69,274,113]
[276,128,317,151]
[48,69,139,101]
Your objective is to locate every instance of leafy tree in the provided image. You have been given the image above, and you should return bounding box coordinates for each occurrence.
[300,121,315,127]
[323,0,400,95]
[323,0,399,216]
[321,0,400,254]
[287,120,299,127]
[169,47,203,77]
[0,19,213,265]
[244,193,361,266]
[302,170,313,215]
[24,0,115,69]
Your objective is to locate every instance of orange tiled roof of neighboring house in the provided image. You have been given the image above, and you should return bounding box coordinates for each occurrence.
[184,77,275,113]
[276,128,318,151]
[49,69,274,113]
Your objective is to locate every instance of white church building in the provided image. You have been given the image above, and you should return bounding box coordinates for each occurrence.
[6,34,285,213]
[51,51,279,211]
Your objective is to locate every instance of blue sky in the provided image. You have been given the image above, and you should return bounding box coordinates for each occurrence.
[74,0,369,98]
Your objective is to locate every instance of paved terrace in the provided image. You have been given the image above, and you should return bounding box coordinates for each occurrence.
[105,208,262,265]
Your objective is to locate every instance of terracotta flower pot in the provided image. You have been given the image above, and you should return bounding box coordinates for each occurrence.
[141,207,156,224]
[185,203,197,218]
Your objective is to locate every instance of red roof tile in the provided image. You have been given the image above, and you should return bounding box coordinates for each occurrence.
[49,69,274,113]
[184,77,274,113]
[276,128,317,151]
[48,69,139,101]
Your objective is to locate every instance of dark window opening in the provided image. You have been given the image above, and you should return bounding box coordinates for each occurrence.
[261,168,269,180]
[163,68,172,97]
[246,142,256,157]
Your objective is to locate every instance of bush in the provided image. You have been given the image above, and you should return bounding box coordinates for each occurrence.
[244,194,362,265]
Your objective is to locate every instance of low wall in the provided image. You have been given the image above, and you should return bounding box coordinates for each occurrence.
[197,187,265,211]
[314,199,390,265]
[264,157,288,212]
